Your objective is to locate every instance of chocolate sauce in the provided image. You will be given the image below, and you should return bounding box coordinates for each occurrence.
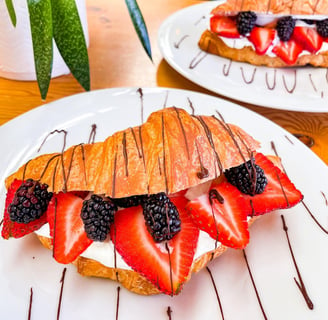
[265,69,277,90]
[282,70,297,94]
[189,51,207,69]
[280,215,314,310]
[174,35,189,49]
[240,67,257,84]
[209,189,224,205]
[174,107,190,160]
[222,60,232,76]
[195,141,209,179]
[38,129,68,153]
[194,15,206,26]
[66,144,87,186]
[242,250,268,320]
[270,141,287,175]
[88,124,97,144]
[57,268,67,320]
[130,127,142,159]
[112,149,118,198]
[122,132,129,177]
[321,191,328,206]
[27,287,33,320]
[161,113,169,194]
[116,286,121,320]
[166,306,173,320]
[165,242,174,296]
[301,201,328,234]
[137,88,144,124]
[187,97,195,115]
[206,267,225,320]
[163,90,169,108]
[309,74,318,93]
[0,219,3,227]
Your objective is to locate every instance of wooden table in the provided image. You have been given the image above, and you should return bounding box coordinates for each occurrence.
[0,0,327,164]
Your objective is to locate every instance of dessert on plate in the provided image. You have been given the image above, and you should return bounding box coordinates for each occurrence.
[1,107,303,296]
[198,0,328,67]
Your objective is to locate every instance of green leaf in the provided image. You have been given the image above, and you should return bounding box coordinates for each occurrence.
[125,0,152,61]
[27,0,53,100]
[5,0,16,26]
[51,0,90,91]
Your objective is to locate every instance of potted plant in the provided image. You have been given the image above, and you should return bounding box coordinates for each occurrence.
[3,0,152,99]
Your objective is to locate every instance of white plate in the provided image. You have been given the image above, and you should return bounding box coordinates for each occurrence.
[0,87,328,319]
[158,1,328,112]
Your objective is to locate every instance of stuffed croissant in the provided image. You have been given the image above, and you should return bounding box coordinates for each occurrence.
[199,0,328,67]
[1,107,303,295]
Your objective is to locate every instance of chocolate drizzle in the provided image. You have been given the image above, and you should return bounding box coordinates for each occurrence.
[122,132,129,177]
[57,268,67,320]
[137,88,144,124]
[240,67,257,84]
[195,141,209,179]
[161,113,169,194]
[88,124,97,144]
[187,97,195,115]
[27,287,33,320]
[222,60,232,76]
[242,250,268,320]
[167,306,173,320]
[280,215,314,310]
[115,286,121,320]
[206,267,225,320]
[130,127,142,159]
[112,148,118,198]
[189,50,207,69]
[66,144,88,187]
[165,242,174,296]
[38,129,68,154]
[265,69,277,90]
[321,191,328,206]
[282,70,297,94]
[301,200,328,235]
[174,35,189,49]
[309,74,318,93]
[174,107,190,160]
[209,189,224,205]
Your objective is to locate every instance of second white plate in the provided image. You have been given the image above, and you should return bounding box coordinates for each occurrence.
[158,1,328,112]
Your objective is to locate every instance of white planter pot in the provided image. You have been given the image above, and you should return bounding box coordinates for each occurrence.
[0,0,89,81]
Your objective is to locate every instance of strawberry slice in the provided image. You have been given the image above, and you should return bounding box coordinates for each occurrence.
[243,153,303,215]
[111,195,199,295]
[1,180,48,239]
[51,192,92,264]
[248,26,276,55]
[272,39,303,65]
[292,26,323,53]
[187,181,250,249]
[210,15,240,38]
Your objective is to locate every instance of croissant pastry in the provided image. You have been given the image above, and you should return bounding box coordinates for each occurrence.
[1,107,303,295]
[199,0,328,67]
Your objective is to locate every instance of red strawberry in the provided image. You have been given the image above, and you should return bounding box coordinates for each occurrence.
[272,39,303,65]
[248,26,276,55]
[1,180,48,239]
[210,15,240,38]
[292,26,323,53]
[51,192,92,264]
[187,181,250,249]
[111,195,199,295]
[243,153,303,215]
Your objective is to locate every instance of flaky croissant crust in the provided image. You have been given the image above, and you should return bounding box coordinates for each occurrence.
[6,107,260,198]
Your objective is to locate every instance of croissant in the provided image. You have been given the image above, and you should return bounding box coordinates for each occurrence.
[199,0,328,67]
[1,107,303,295]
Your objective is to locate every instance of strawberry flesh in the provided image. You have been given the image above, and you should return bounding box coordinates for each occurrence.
[111,194,199,295]
[1,180,48,239]
[187,181,250,249]
[210,15,240,38]
[51,192,92,264]
[248,27,276,55]
[272,39,303,65]
[292,26,323,53]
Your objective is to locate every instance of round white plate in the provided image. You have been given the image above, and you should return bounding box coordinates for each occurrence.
[158,1,328,112]
[1,87,328,319]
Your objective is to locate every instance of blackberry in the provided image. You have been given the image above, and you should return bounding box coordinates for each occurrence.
[276,16,295,41]
[316,19,328,38]
[112,195,144,208]
[236,11,257,35]
[142,192,181,242]
[8,179,53,224]
[224,160,268,196]
[81,194,117,241]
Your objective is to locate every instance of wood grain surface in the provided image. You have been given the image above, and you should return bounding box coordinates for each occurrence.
[0,0,327,164]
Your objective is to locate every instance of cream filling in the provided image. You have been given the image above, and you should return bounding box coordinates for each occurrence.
[35,223,222,270]
[217,15,328,57]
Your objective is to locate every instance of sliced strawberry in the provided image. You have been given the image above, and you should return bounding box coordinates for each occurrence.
[1,180,47,239]
[111,194,199,295]
[52,192,92,264]
[272,39,303,65]
[187,181,250,249]
[248,26,276,55]
[210,15,240,38]
[243,153,303,215]
[292,26,323,53]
